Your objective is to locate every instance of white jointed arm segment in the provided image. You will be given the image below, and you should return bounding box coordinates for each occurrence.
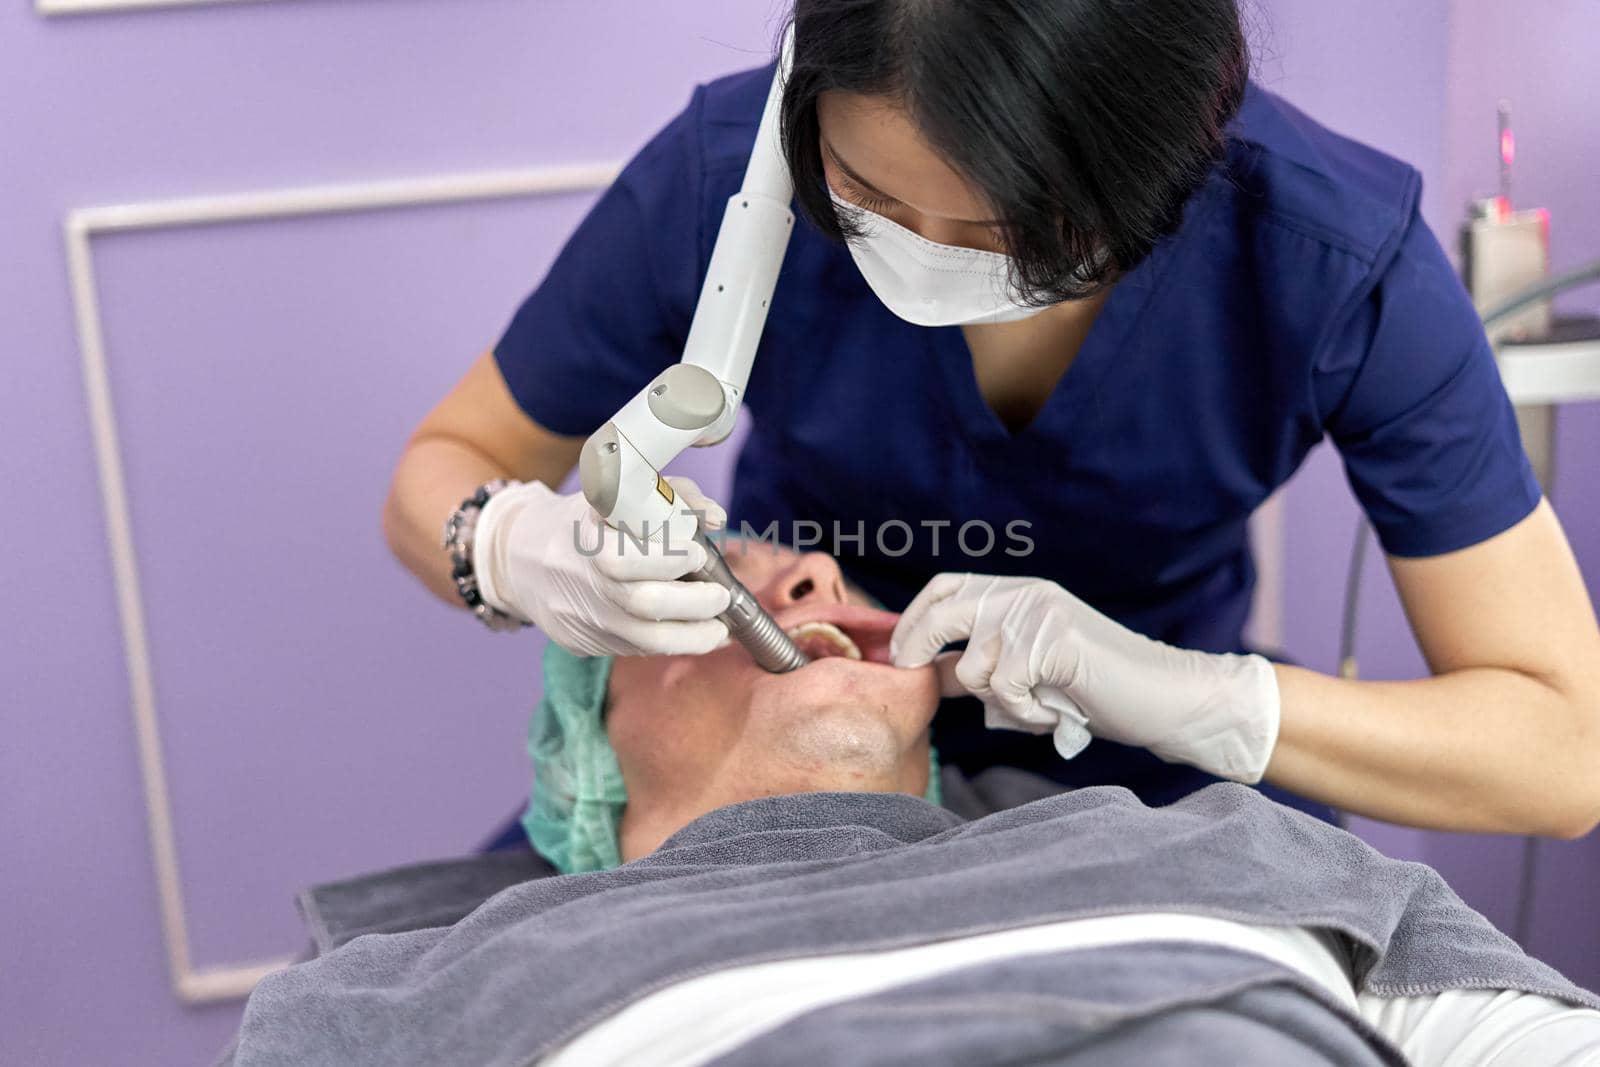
[577,29,809,673]
[579,28,796,546]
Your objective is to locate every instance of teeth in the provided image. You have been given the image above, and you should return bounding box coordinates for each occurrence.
[786,621,862,660]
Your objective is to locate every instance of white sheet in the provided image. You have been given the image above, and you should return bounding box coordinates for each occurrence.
[541,911,1356,1067]
[543,908,1600,1067]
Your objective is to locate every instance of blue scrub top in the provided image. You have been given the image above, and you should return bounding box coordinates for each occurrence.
[495,66,1540,820]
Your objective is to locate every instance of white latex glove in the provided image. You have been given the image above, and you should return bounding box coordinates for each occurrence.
[472,477,731,657]
[891,573,1281,783]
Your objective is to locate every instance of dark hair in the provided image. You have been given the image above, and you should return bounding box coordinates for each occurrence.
[779,0,1248,302]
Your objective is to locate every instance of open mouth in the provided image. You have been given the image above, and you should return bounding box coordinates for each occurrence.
[788,621,864,661]
[780,603,899,665]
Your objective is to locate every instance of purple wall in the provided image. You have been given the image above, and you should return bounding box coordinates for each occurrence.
[1251,0,1454,230]
[1446,0,1600,320]
[1263,0,1600,984]
[1,3,774,1064]
[3,3,1595,1063]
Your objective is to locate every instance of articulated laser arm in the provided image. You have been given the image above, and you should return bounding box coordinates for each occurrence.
[578,29,808,672]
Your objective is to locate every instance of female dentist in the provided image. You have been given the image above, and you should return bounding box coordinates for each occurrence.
[384,0,1600,836]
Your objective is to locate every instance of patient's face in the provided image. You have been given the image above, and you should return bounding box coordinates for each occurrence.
[608,543,940,861]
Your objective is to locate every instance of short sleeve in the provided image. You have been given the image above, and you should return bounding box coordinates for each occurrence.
[1314,206,1541,557]
[493,90,706,436]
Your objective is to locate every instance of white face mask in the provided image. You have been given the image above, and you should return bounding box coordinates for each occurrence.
[830,189,1051,328]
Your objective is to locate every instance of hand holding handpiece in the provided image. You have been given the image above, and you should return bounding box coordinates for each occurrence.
[473,476,733,657]
[891,573,1281,783]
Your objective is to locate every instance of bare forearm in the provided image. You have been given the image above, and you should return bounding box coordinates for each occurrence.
[383,435,509,606]
[1267,663,1600,837]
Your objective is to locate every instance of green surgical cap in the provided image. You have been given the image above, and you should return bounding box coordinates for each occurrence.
[523,640,943,874]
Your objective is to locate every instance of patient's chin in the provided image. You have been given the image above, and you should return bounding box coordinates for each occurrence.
[762,705,907,790]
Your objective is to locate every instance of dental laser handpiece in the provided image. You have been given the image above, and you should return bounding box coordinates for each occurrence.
[688,529,809,672]
[577,28,808,672]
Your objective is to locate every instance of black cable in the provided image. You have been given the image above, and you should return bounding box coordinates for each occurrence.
[1481,258,1600,328]
[1513,833,1542,947]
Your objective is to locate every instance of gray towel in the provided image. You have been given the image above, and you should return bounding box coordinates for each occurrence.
[290,765,1044,954]
[296,849,553,956]
[228,783,1598,1066]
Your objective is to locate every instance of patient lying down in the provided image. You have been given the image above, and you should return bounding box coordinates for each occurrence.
[606,543,940,861]
[226,545,1600,1067]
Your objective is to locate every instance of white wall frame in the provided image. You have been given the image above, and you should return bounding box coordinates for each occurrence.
[63,162,619,1004]
[39,0,270,16]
